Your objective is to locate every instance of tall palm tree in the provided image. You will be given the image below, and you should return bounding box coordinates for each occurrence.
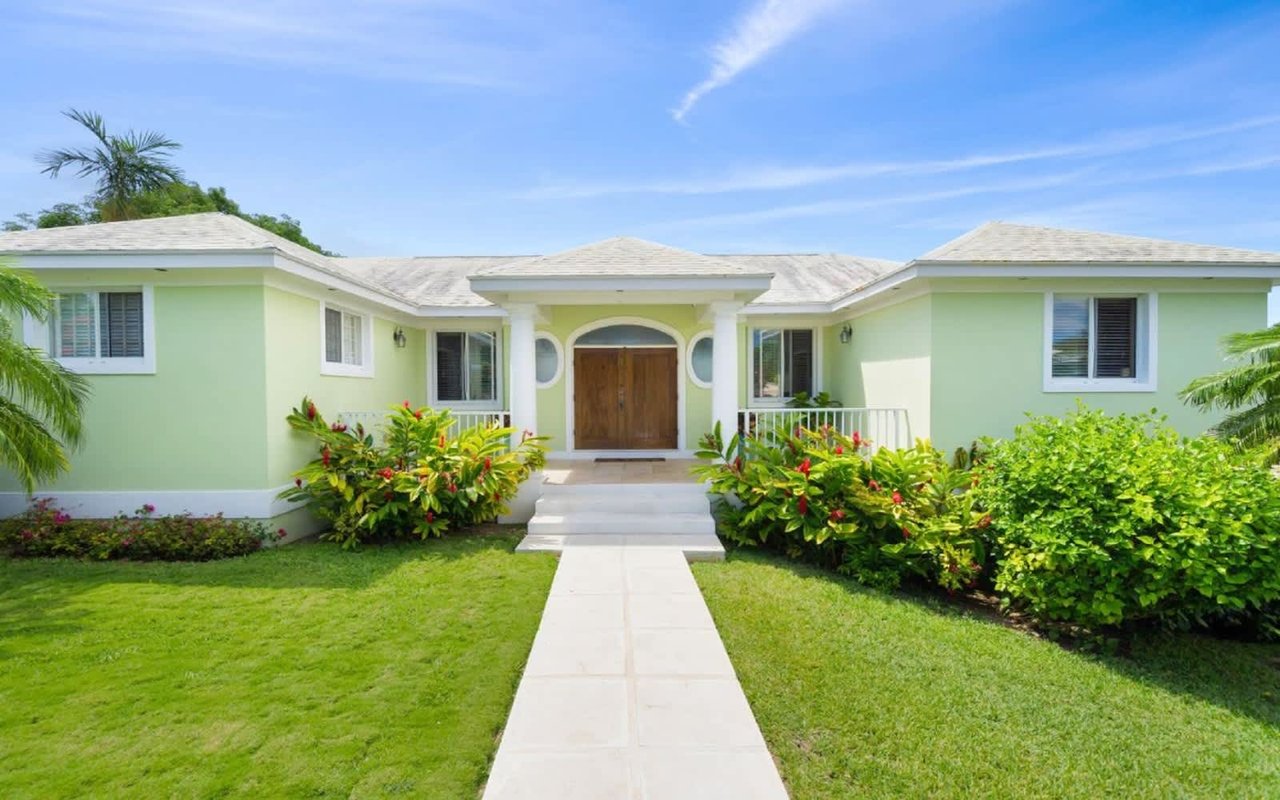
[38,109,183,221]
[1181,323,1280,464]
[0,263,90,492]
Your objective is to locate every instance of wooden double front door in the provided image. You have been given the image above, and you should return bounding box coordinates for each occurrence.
[574,347,678,450]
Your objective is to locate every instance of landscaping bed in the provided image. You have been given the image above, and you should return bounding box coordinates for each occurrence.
[693,550,1280,799]
[0,535,556,798]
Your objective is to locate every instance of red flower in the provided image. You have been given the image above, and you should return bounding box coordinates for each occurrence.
[493,491,501,502]
[379,467,394,480]
[833,445,844,455]
[484,457,492,472]
[448,484,458,494]
[901,527,910,539]
[403,400,411,408]
[306,402,317,420]
[426,511,435,523]
[797,458,811,477]
[852,431,862,447]
[978,514,992,529]
[121,536,134,547]
[413,410,423,419]
[295,478,303,488]
[891,491,903,505]
[330,422,347,433]
[947,563,959,574]
[733,456,743,472]
[276,528,287,540]
[829,509,845,522]
[438,434,446,448]
[867,479,880,492]
[384,491,393,501]
[322,448,331,467]
[797,496,808,515]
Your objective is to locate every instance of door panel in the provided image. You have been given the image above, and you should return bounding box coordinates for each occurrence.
[574,349,623,449]
[573,347,679,450]
[624,348,678,449]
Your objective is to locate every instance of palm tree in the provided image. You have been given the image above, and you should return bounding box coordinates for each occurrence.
[0,263,91,492]
[38,109,183,221]
[1181,323,1280,464]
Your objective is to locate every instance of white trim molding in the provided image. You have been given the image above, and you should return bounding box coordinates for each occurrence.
[564,316,688,452]
[0,484,300,520]
[1042,291,1158,393]
[687,330,714,389]
[319,301,375,378]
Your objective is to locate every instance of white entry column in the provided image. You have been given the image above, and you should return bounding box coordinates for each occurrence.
[507,304,538,446]
[710,301,741,449]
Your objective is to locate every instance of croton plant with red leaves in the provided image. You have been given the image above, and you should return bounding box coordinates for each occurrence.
[695,422,988,592]
[281,397,547,548]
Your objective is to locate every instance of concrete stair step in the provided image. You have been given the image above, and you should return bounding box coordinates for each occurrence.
[527,511,715,536]
[535,493,710,515]
[538,481,708,497]
[515,533,724,561]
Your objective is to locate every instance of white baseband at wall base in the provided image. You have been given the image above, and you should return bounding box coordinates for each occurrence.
[0,485,300,520]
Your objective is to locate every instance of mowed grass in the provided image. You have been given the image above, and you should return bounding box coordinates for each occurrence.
[692,550,1280,800]
[0,535,556,799]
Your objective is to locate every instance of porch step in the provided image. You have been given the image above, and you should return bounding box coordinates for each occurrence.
[518,480,723,560]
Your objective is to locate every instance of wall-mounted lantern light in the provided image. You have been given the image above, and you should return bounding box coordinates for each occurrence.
[392,328,407,349]
[838,324,853,344]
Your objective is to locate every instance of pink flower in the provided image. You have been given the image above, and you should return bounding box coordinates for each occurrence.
[306,402,317,420]
[891,491,903,505]
[852,431,862,448]
[403,400,411,408]
[53,512,71,525]
[142,503,156,514]
[867,479,880,492]
[833,445,844,455]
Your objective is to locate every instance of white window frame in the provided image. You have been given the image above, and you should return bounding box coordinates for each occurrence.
[748,326,821,407]
[687,330,714,389]
[534,331,564,389]
[1043,292,1157,393]
[319,302,374,378]
[23,286,156,375]
[430,327,503,410]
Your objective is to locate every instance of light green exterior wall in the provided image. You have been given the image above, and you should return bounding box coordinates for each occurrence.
[263,286,427,486]
[825,294,934,441]
[1,284,270,492]
[532,305,717,450]
[927,287,1268,452]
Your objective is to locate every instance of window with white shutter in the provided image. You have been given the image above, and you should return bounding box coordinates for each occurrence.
[34,288,155,374]
[1046,293,1153,391]
[751,327,817,403]
[435,330,499,404]
[320,304,373,377]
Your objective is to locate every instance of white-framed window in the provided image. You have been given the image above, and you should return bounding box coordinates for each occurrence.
[534,332,563,388]
[688,331,713,388]
[1044,292,1156,392]
[24,287,156,374]
[750,327,816,404]
[434,330,500,405]
[320,303,373,377]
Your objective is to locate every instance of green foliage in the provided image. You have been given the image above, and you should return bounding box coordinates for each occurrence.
[786,390,840,408]
[695,423,987,591]
[978,405,1280,630]
[0,497,270,560]
[280,398,547,547]
[0,261,90,492]
[37,108,183,221]
[1181,322,1280,465]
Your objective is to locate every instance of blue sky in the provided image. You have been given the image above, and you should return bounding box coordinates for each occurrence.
[1,1,1277,318]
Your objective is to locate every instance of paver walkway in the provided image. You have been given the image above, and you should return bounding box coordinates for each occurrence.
[483,546,788,799]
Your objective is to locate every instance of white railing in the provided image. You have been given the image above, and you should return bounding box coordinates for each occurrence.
[738,407,911,451]
[336,409,511,441]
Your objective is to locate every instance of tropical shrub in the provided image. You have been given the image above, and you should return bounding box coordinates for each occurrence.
[978,405,1280,630]
[279,398,547,548]
[695,424,987,591]
[0,498,272,560]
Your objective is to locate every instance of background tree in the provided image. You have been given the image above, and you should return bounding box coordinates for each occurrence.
[0,262,90,492]
[1181,324,1280,464]
[37,108,183,221]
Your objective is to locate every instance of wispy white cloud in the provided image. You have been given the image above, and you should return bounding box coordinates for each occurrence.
[672,0,849,122]
[520,114,1280,199]
[22,0,611,88]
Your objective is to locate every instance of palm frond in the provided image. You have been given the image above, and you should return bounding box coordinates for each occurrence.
[0,396,71,494]
[1183,322,1280,465]
[0,267,55,321]
[0,336,90,445]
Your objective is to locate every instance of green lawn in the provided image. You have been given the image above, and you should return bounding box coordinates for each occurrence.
[0,535,556,799]
[693,550,1280,800]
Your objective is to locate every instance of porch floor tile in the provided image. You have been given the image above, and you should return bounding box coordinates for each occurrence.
[483,546,788,800]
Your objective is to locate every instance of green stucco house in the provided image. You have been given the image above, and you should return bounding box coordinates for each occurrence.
[1,212,1276,532]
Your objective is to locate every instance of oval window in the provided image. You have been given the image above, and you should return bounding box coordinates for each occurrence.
[689,334,713,387]
[535,335,562,386]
